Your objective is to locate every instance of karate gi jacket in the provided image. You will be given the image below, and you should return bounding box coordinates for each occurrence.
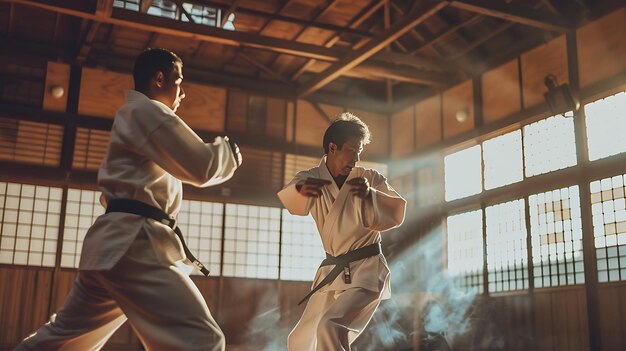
[80,90,239,271]
[278,157,406,298]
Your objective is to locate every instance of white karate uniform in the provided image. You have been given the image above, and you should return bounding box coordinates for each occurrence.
[15,90,239,351]
[278,157,406,351]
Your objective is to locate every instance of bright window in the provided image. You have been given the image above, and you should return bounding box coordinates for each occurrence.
[486,199,528,292]
[0,182,62,267]
[112,0,139,11]
[585,90,626,161]
[182,3,220,26]
[447,210,484,293]
[483,130,523,190]
[61,189,104,268]
[591,174,626,282]
[280,210,325,281]
[444,145,482,201]
[222,204,281,279]
[529,186,584,288]
[416,163,443,208]
[146,0,177,19]
[523,115,577,177]
[177,200,224,276]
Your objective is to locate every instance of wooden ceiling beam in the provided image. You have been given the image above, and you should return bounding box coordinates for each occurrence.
[260,0,340,77]
[197,0,374,38]
[238,51,291,84]
[389,1,448,58]
[448,21,513,60]
[372,50,450,72]
[290,1,385,81]
[449,0,574,32]
[76,20,101,64]
[9,0,443,77]
[70,49,392,113]
[411,14,483,55]
[297,1,449,97]
[354,62,450,86]
[5,0,347,61]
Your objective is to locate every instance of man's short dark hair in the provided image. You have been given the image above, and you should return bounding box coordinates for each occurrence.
[323,112,371,154]
[133,48,182,92]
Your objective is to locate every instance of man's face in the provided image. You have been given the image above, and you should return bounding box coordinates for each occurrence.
[329,138,363,177]
[158,62,185,112]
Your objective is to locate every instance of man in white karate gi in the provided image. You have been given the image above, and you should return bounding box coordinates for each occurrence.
[278,113,406,351]
[14,48,241,351]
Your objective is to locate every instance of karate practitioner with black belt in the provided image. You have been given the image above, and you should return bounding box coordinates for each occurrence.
[278,113,406,351]
[14,48,242,351]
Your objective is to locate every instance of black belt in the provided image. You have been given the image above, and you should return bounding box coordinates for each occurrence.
[297,243,381,305]
[106,198,210,276]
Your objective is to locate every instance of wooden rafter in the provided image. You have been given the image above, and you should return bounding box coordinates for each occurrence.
[290,1,385,81]
[261,0,340,78]
[238,52,291,84]
[198,0,373,38]
[353,62,449,86]
[7,0,443,81]
[449,0,575,32]
[5,0,345,61]
[230,0,294,80]
[297,2,449,97]
[448,21,514,60]
[76,20,101,64]
[410,14,483,55]
[389,1,448,58]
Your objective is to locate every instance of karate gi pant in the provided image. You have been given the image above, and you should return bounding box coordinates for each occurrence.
[14,231,225,351]
[288,287,382,351]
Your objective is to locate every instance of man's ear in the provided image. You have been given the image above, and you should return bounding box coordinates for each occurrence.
[154,71,165,88]
[329,142,337,154]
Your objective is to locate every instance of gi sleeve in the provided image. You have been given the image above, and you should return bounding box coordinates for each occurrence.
[361,170,406,231]
[131,105,239,187]
[277,170,315,216]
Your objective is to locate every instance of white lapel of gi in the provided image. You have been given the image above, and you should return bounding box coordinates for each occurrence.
[320,160,361,251]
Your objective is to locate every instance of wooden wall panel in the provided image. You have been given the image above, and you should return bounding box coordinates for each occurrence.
[489,294,534,351]
[598,282,626,351]
[521,36,568,109]
[43,61,70,113]
[176,82,226,132]
[534,288,588,351]
[351,108,389,157]
[415,95,442,149]
[217,278,279,345]
[482,59,521,124]
[49,270,77,311]
[266,97,287,139]
[78,68,132,118]
[443,80,474,139]
[0,267,53,347]
[286,101,295,143]
[577,8,626,90]
[390,105,414,158]
[192,276,221,316]
[227,90,248,133]
[294,100,338,149]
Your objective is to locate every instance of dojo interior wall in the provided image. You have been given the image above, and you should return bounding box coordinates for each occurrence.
[386,8,626,351]
[1,7,626,351]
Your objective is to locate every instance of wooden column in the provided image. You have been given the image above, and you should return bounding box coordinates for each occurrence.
[568,30,602,351]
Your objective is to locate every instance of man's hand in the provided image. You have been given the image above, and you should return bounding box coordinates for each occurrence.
[225,137,242,166]
[296,178,331,198]
[347,177,371,199]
